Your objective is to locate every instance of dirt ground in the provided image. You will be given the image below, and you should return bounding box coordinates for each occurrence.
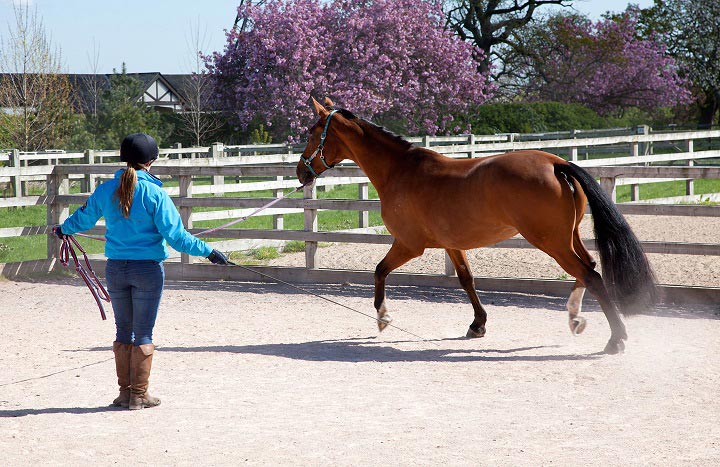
[1,273,719,466]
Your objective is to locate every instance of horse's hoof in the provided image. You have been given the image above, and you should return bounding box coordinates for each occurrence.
[466,326,485,338]
[604,339,626,355]
[377,314,392,332]
[569,316,587,336]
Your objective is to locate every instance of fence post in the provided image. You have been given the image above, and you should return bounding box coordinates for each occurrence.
[173,142,182,160]
[179,175,193,265]
[46,169,69,260]
[636,125,651,157]
[358,182,369,228]
[444,253,456,277]
[303,183,318,269]
[569,130,578,161]
[686,140,694,196]
[210,142,224,196]
[467,134,476,158]
[83,149,96,193]
[569,146,578,162]
[600,177,617,203]
[273,176,284,230]
[628,141,641,199]
[10,149,21,197]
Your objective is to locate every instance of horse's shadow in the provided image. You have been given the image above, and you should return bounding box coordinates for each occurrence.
[164,279,580,311]
[165,280,719,318]
[96,338,605,363]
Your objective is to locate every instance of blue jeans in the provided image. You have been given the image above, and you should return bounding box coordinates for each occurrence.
[105,260,165,346]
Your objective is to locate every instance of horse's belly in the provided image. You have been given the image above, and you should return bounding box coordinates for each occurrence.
[429,221,518,249]
[385,212,517,250]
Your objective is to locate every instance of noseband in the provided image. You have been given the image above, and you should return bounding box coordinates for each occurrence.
[300,109,338,178]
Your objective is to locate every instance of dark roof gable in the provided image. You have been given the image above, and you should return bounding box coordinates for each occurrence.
[1,72,193,113]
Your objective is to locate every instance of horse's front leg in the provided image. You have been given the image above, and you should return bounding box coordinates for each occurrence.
[446,249,487,338]
[374,242,422,332]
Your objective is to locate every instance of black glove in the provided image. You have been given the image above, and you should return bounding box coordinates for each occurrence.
[207,249,230,265]
[53,225,66,239]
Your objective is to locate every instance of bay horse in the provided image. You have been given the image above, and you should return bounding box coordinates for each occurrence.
[296,97,656,354]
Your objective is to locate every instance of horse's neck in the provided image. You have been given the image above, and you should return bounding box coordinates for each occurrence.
[350,129,410,193]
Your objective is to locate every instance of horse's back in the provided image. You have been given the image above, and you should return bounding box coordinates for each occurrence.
[383,149,575,250]
[477,150,566,176]
[430,149,569,203]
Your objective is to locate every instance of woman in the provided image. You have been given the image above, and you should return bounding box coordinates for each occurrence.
[55,133,229,410]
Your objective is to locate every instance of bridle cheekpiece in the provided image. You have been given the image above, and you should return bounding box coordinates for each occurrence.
[300,109,338,178]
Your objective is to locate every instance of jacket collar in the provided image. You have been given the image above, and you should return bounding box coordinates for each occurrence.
[114,168,163,187]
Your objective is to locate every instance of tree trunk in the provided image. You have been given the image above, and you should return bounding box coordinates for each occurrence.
[697,88,719,129]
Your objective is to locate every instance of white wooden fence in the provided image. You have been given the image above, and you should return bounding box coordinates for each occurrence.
[0,162,713,305]
[2,128,719,201]
[2,129,720,304]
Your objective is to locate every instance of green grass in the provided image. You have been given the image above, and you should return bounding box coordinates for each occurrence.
[0,182,383,263]
[191,183,383,232]
[282,240,306,253]
[228,247,280,266]
[250,246,281,260]
[615,178,720,203]
[3,175,719,263]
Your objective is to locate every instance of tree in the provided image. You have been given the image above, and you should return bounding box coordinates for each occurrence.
[443,0,571,90]
[83,40,103,120]
[76,39,103,149]
[0,3,74,151]
[519,9,691,115]
[640,0,720,127]
[206,0,494,140]
[174,21,223,146]
[95,65,172,149]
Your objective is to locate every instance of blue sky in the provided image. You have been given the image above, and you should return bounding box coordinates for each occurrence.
[0,0,654,74]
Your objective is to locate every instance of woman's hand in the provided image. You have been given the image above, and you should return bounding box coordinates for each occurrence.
[207,249,230,265]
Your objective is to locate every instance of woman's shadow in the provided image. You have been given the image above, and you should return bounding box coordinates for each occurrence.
[0,405,123,418]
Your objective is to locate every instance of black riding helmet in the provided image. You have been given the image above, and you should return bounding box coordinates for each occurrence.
[120,133,159,163]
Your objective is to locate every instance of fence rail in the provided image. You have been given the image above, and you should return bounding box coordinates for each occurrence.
[2,130,720,303]
[0,162,711,303]
[3,128,720,202]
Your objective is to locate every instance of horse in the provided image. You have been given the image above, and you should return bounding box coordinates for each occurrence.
[296,97,657,354]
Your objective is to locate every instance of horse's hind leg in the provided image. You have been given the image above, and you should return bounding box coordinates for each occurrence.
[520,225,626,353]
[446,249,487,338]
[567,282,587,335]
[374,241,422,331]
[546,248,627,354]
[567,230,596,335]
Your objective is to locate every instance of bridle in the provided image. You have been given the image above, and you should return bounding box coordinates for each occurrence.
[299,109,338,178]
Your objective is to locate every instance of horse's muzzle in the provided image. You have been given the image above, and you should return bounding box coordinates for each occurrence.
[296,163,315,186]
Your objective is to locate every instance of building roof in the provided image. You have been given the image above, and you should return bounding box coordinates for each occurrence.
[1,72,192,113]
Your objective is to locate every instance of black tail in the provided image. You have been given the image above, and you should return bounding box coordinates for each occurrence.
[555,162,657,315]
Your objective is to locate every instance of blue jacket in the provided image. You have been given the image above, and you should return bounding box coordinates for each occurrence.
[61,169,212,261]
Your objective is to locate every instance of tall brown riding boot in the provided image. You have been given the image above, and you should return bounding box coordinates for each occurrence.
[111,342,132,408]
[129,343,161,410]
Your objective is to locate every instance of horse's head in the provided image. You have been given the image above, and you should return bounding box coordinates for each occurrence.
[296,97,360,185]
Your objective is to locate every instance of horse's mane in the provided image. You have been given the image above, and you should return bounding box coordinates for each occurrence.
[330,106,414,150]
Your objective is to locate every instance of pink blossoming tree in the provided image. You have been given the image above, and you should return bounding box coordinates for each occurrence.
[522,8,691,115]
[205,0,494,140]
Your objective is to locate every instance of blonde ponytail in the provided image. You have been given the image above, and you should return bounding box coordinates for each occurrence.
[116,165,138,218]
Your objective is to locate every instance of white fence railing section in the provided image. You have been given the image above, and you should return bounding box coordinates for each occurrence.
[1,127,719,304]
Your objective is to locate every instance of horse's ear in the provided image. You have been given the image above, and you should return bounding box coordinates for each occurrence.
[311,96,328,117]
[323,97,335,107]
